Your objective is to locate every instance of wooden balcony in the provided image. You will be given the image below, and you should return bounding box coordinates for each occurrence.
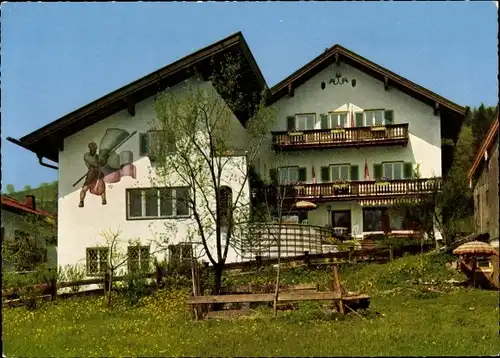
[272,123,409,151]
[261,178,441,203]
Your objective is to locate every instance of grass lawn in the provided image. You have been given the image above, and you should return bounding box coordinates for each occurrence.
[3,253,499,356]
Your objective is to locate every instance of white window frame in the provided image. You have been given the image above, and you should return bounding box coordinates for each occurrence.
[364,110,385,126]
[127,187,191,220]
[330,164,350,181]
[328,112,349,128]
[382,162,404,180]
[295,114,316,130]
[278,166,299,184]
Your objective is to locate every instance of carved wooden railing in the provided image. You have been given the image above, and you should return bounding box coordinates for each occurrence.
[272,123,409,150]
[260,178,441,202]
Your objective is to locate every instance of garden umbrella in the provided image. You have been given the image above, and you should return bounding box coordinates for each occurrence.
[452,241,498,256]
[294,201,317,211]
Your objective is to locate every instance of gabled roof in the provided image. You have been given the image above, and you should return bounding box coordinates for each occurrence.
[269,44,467,142]
[468,110,499,183]
[1,195,55,219]
[7,32,267,163]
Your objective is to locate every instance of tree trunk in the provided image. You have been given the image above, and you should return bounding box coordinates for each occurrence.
[212,264,224,311]
[273,234,281,316]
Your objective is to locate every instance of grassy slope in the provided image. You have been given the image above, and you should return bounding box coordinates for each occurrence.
[8,182,58,214]
[3,253,499,356]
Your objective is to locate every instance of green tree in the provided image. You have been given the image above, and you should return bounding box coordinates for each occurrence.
[151,57,276,295]
[23,185,32,191]
[5,184,15,194]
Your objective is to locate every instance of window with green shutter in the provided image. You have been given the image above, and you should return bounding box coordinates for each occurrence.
[384,110,394,124]
[373,164,383,179]
[330,164,350,181]
[298,167,307,182]
[320,114,328,129]
[139,133,148,156]
[403,162,413,179]
[286,116,295,131]
[355,112,364,127]
[350,165,359,181]
[321,166,330,182]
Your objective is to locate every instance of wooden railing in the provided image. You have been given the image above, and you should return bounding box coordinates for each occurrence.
[272,123,409,150]
[260,178,441,202]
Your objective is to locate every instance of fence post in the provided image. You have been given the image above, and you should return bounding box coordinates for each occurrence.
[256,255,262,270]
[50,277,57,301]
[304,251,310,267]
[332,263,345,314]
[104,273,110,292]
[389,244,394,262]
[348,246,355,263]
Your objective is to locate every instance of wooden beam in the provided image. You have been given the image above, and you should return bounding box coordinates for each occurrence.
[288,83,294,97]
[434,102,440,116]
[127,98,136,117]
[384,76,389,91]
[335,52,340,67]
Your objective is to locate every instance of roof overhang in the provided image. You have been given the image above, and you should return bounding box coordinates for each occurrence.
[268,45,467,143]
[7,31,267,164]
[468,112,499,184]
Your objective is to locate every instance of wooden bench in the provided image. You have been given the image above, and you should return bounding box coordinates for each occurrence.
[187,291,370,319]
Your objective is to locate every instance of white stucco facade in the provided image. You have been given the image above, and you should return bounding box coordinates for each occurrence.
[254,62,443,236]
[56,76,250,274]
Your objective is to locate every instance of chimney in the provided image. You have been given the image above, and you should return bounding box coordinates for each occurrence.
[24,195,36,211]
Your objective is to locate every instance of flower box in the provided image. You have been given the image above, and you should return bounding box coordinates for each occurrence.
[331,128,346,134]
[288,131,304,137]
[333,183,349,189]
[371,125,386,132]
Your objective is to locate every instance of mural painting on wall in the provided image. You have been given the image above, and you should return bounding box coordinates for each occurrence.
[72,128,138,208]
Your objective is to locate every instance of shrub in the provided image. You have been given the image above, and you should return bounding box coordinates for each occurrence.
[58,264,86,292]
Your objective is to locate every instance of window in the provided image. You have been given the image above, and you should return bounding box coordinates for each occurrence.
[363,208,390,233]
[296,114,316,130]
[86,247,109,276]
[168,244,193,269]
[218,186,233,228]
[139,130,176,157]
[331,210,352,234]
[127,187,191,219]
[328,112,348,128]
[383,162,403,180]
[364,110,384,126]
[127,245,151,273]
[279,166,299,184]
[331,164,350,181]
[476,256,491,269]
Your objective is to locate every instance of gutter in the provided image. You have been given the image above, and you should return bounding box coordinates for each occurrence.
[6,136,59,170]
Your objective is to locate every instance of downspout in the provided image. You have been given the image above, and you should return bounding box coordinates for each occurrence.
[6,136,59,170]
[37,155,59,170]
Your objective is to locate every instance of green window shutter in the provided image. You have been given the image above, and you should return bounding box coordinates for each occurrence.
[355,112,364,127]
[287,116,295,131]
[269,168,278,184]
[403,162,413,179]
[320,114,328,129]
[373,164,383,179]
[350,165,359,181]
[139,133,148,156]
[320,166,330,182]
[298,167,307,182]
[384,110,394,125]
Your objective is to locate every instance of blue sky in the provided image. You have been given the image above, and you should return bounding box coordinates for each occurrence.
[1,2,498,192]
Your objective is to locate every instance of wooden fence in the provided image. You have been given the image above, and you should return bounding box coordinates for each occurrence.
[3,243,432,306]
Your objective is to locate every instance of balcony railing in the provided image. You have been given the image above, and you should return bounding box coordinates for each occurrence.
[272,123,409,150]
[261,178,441,202]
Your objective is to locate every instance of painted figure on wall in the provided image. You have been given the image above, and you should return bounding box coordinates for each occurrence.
[79,141,107,207]
[73,128,138,208]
